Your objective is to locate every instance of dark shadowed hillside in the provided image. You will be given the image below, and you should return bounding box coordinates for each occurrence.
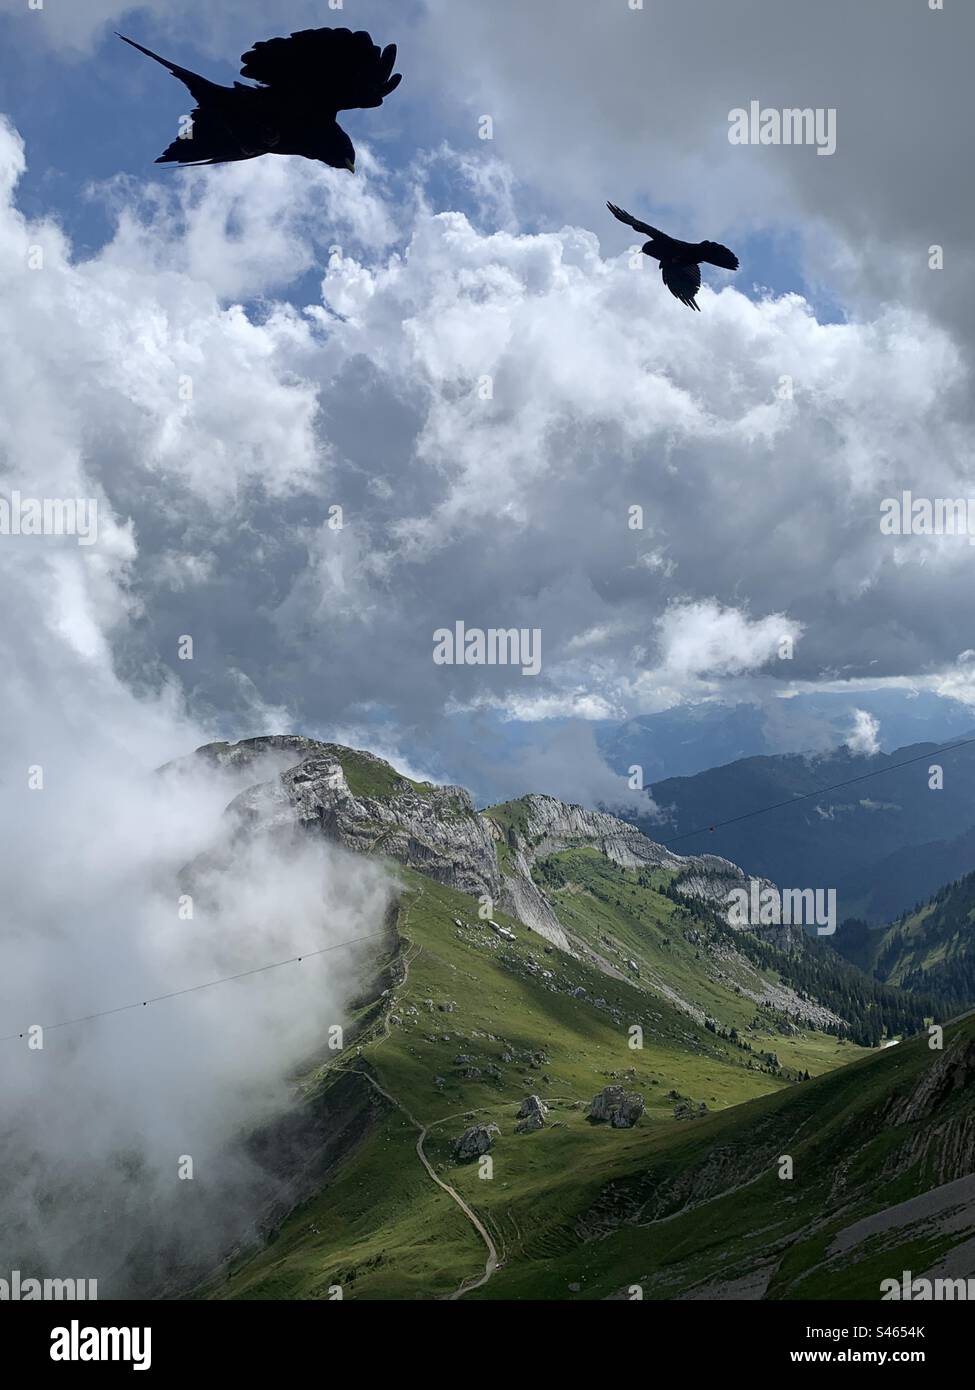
[836,868,975,1015]
[622,737,975,924]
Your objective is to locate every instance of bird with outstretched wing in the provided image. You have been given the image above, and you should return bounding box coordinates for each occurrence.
[118,27,402,172]
[606,202,739,311]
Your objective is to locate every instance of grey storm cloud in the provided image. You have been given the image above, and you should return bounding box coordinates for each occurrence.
[2,0,974,806]
[419,0,973,325]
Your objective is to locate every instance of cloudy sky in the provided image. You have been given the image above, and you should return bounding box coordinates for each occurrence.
[2,0,974,808]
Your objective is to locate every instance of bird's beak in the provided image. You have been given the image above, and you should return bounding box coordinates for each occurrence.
[345,158,356,173]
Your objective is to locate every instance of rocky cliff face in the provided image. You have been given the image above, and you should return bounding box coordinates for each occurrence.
[481,792,792,950]
[200,738,503,905]
[182,736,789,956]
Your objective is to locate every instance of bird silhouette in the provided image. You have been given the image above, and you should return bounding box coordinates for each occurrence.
[118,27,402,171]
[606,203,739,311]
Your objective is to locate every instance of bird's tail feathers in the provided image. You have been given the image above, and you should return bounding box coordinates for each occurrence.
[154,130,258,167]
[155,155,232,167]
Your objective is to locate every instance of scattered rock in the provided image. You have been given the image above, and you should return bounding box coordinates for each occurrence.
[453,1124,499,1161]
[588,1086,645,1128]
[612,1094,645,1128]
[674,1100,709,1120]
[515,1094,548,1133]
[488,921,516,942]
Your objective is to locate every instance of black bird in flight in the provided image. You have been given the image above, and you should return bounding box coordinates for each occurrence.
[118,27,402,172]
[606,202,739,311]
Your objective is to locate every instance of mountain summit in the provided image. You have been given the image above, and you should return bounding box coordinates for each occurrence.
[188,735,785,954]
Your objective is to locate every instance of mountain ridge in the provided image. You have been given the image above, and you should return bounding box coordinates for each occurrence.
[150,733,960,1302]
[185,734,788,956]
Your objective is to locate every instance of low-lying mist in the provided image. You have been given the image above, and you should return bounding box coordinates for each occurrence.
[0,736,396,1296]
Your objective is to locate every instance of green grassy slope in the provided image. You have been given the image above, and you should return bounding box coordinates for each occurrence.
[534,848,875,1074]
[206,856,895,1300]
[471,1014,975,1301]
[319,745,439,802]
[867,869,975,1011]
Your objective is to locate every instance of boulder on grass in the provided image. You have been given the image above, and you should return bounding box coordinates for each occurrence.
[453,1123,499,1161]
[588,1085,644,1129]
[515,1094,548,1133]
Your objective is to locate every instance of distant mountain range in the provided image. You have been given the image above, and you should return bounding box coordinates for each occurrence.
[617,733,975,924]
[596,690,975,784]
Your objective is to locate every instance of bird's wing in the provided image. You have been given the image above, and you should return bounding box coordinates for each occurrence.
[239,27,401,111]
[606,202,661,239]
[116,34,223,104]
[698,240,740,271]
[153,104,268,165]
[660,260,701,310]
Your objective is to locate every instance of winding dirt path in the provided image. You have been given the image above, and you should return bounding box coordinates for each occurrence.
[356,1069,498,1298]
[341,884,499,1297]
